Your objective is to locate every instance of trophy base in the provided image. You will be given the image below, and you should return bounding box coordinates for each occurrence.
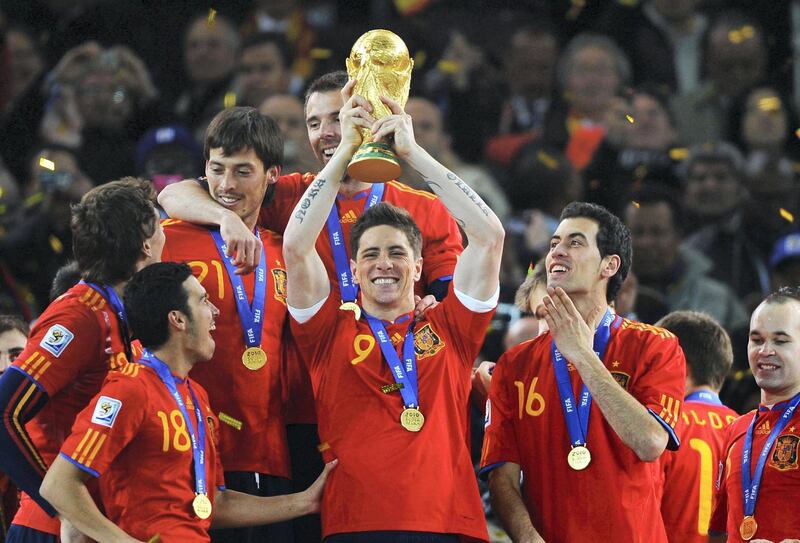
[347,142,401,183]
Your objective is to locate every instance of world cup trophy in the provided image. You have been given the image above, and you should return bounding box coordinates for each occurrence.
[345,30,413,183]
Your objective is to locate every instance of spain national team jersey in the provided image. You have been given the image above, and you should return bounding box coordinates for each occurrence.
[261,173,463,427]
[659,396,738,543]
[161,220,290,477]
[709,402,800,542]
[5,282,137,534]
[60,364,225,542]
[480,317,685,543]
[290,285,493,541]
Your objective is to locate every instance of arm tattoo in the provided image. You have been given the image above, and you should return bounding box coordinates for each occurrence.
[448,172,491,217]
[293,177,327,223]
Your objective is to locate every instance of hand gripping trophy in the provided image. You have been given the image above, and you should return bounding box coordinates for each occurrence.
[345,29,414,183]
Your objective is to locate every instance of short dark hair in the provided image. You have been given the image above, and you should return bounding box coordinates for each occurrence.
[629,185,685,233]
[350,202,422,258]
[559,202,632,302]
[656,311,733,390]
[50,261,81,301]
[304,70,348,109]
[763,285,800,305]
[124,262,193,350]
[0,314,29,337]
[71,178,158,285]
[204,106,283,171]
[241,32,293,68]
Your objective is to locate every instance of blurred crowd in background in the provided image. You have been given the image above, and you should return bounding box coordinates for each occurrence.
[1,0,800,415]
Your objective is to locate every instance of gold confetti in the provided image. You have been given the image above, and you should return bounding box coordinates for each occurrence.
[223,92,237,109]
[728,25,754,44]
[413,50,427,70]
[39,157,55,171]
[780,208,795,223]
[317,442,331,452]
[309,47,332,60]
[669,147,689,160]
[741,25,754,39]
[632,201,640,209]
[626,114,634,123]
[49,234,64,254]
[207,8,217,26]
[758,96,781,112]
[437,60,461,74]
[537,150,558,170]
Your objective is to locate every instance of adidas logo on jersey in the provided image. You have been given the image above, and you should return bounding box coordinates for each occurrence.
[340,210,359,223]
[757,420,771,435]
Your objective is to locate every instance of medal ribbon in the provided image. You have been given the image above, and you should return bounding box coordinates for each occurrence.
[140,350,208,496]
[326,183,385,302]
[741,392,800,517]
[551,308,618,447]
[81,281,133,362]
[211,230,267,349]
[685,390,723,405]
[365,314,418,409]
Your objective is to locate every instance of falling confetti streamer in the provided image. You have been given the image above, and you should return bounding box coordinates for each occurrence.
[223,92,237,109]
[632,201,640,209]
[780,208,795,223]
[207,8,217,26]
[626,115,634,123]
[39,157,55,171]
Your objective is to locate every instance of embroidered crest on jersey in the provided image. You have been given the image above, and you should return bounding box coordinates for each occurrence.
[272,268,287,303]
[91,396,122,428]
[39,324,75,357]
[414,324,445,359]
[610,371,630,390]
[769,434,799,471]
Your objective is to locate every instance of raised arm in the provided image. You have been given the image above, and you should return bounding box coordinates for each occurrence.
[371,97,504,301]
[283,80,374,309]
[158,179,261,274]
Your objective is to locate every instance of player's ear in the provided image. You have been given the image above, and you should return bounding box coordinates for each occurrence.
[350,259,359,285]
[167,309,188,331]
[266,165,280,185]
[600,254,620,279]
[413,256,422,282]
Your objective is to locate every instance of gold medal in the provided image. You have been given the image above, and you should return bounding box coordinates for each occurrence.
[192,493,212,519]
[739,516,757,540]
[339,301,361,321]
[567,445,591,471]
[242,347,267,370]
[400,407,424,432]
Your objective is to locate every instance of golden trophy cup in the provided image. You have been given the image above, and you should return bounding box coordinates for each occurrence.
[345,29,413,183]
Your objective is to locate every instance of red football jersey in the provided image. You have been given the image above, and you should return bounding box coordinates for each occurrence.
[60,364,224,542]
[290,286,492,541]
[659,398,738,543]
[262,173,463,426]
[10,282,135,534]
[161,220,289,476]
[709,403,800,542]
[480,318,686,543]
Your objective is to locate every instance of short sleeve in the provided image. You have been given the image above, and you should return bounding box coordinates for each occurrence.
[430,283,496,370]
[59,375,147,478]
[258,173,308,234]
[629,333,686,449]
[479,350,521,478]
[289,293,340,372]
[14,303,103,397]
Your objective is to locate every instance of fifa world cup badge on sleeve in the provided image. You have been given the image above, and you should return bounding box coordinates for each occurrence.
[39,324,75,357]
[91,396,122,428]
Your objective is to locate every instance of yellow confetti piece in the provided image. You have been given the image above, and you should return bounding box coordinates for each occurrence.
[413,50,427,70]
[0,187,4,198]
[632,201,640,209]
[223,92,237,109]
[780,208,795,223]
[309,47,332,60]
[39,157,55,171]
[207,8,217,26]
[437,60,461,74]
[317,442,331,452]
[669,147,689,160]
[537,150,558,170]
[741,25,754,39]
[758,96,781,112]
[728,30,742,44]
[626,114,634,123]
[49,234,64,254]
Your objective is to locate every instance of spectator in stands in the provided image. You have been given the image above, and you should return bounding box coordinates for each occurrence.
[584,84,683,217]
[770,231,800,290]
[136,124,204,194]
[259,93,317,175]
[672,11,768,146]
[4,25,43,113]
[596,0,708,94]
[175,14,239,142]
[236,32,292,108]
[729,85,800,162]
[625,186,748,331]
